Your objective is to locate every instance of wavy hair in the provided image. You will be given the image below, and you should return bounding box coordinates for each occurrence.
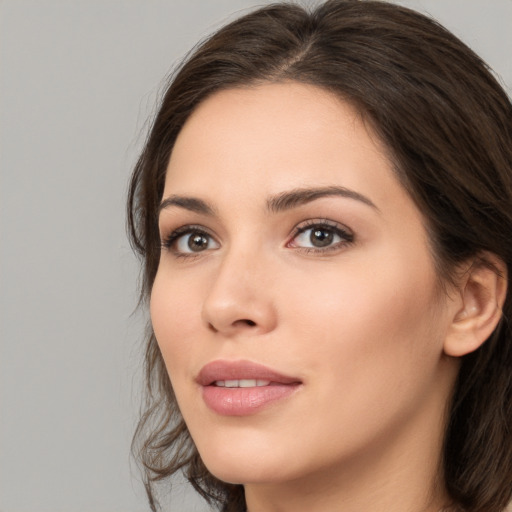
[127,1,512,511]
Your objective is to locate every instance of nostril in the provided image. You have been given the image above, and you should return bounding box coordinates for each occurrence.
[207,319,256,332]
[234,319,256,327]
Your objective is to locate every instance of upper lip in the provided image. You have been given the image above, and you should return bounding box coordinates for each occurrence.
[197,360,302,386]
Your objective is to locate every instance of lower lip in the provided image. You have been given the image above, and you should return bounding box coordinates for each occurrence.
[202,383,300,416]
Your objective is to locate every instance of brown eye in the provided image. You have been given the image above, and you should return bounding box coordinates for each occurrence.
[310,228,334,247]
[293,226,342,249]
[188,233,210,251]
[290,222,354,252]
[170,229,220,254]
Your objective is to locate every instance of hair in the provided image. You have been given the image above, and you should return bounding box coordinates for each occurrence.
[127,1,512,511]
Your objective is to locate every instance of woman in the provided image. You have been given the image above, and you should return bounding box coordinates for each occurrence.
[127,1,512,511]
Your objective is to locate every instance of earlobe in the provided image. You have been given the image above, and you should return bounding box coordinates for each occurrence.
[444,254,507,357]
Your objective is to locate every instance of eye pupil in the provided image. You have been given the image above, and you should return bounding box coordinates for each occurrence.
[188,233,209,251]
[311,228,333,247]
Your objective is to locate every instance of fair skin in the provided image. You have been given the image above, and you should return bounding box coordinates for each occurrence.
[151,82,505,512]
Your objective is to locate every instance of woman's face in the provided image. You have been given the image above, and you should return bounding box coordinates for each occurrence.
[151,82,458,489]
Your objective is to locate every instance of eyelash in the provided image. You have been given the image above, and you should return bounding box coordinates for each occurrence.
[161,224,216,258]
[287,219,354,254]
[160,219,354,258]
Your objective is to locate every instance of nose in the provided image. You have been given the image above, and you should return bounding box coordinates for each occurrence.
[201,247,278,337]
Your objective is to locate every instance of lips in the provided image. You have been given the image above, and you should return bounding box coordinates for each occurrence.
[197,360,301,386]
[197,360,302,416]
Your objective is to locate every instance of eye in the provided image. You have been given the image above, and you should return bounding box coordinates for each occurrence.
[162,226,220,255]
[288,221,353,252]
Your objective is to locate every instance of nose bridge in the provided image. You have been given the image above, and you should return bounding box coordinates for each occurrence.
[201,237,277,335]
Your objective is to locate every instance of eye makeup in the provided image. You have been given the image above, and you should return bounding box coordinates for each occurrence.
[160,217,355,259]
[161,224,219,256]
[287,218,355,255]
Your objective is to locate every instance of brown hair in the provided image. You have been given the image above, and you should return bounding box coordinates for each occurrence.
[127,1,512,511]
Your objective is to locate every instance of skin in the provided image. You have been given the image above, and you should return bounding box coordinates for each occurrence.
[151,82,467,512]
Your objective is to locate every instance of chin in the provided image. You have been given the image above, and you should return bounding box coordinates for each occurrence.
[194,436,297,485]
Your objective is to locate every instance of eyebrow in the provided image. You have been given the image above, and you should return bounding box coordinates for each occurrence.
[158,195,216,216]
[158,185,379,217]
[267,185,379,213]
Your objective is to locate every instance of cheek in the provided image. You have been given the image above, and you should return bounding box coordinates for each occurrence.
[150,270,201,377]
[282,245,444,389]
[272,255,446,462]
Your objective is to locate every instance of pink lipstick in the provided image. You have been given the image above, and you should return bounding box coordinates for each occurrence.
[197,360,302,416]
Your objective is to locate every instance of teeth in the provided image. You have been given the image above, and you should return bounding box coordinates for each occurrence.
[214,379,271,388]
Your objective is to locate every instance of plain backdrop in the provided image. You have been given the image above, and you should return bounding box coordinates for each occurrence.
[1,1,511,511]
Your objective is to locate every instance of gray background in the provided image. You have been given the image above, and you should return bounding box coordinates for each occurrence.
[1,1,510,511]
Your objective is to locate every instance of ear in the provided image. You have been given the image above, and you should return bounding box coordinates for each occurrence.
[444,253,507,357]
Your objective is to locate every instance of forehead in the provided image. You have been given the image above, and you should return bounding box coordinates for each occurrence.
[164,82,403,212]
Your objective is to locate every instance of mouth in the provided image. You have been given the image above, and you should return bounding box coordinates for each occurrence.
[214,379,272,387]
[197,360,302,416]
